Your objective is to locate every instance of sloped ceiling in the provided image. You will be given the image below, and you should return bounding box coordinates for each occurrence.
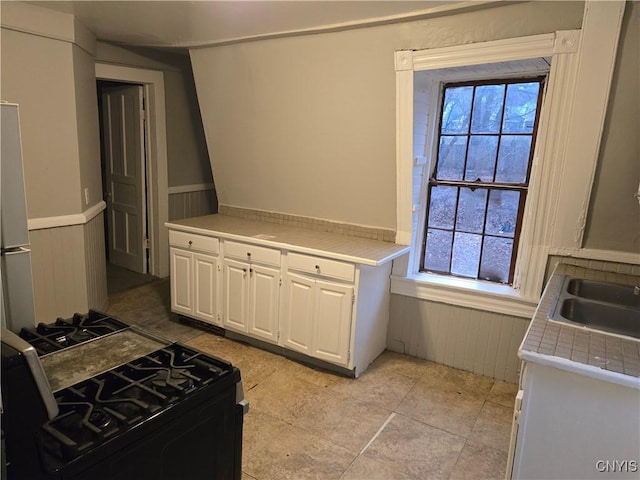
[27,0,474,48]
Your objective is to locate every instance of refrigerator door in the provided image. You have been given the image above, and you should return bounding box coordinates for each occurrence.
[1,103,30,248]
[1,247,36,332]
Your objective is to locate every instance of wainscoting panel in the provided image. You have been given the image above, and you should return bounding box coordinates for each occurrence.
[168,188,217,221]
[387,294,530,383]
[30,224,90,322]
[83,212,108,311]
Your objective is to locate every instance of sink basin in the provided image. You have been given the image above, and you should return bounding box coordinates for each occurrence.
[566,279,640,308]
[558,298,640,339]
[548,276,640,340]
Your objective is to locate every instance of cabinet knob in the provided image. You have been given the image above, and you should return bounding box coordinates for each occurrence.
[188,240,193,246]
[315,265,320,271]
[247,252,251,258]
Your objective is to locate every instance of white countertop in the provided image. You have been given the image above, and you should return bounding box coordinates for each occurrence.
[519,263,640,389]
[165,214,410,267]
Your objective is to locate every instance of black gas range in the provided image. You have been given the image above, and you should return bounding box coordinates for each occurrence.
[1,310,247,480]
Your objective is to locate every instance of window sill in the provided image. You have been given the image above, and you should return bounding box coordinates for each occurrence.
[390,272,539,318]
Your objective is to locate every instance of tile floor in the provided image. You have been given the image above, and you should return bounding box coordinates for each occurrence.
[106,277,517,480]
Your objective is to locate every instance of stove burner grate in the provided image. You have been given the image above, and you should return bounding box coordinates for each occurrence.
[37,343,235,463]
[19,310,129,355]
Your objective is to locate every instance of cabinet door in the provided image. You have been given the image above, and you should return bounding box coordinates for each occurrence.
[223,258,249,333]
[312,280,353,366]
[170,247,193,316]
[248,264,280,344]
[281,273,315,354]
[193,253,218,325]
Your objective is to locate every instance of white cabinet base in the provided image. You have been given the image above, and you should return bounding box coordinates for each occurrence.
[510,362,640,480]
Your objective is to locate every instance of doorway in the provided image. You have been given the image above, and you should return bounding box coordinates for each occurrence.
[95,63,171,282]
[97,80,154,292]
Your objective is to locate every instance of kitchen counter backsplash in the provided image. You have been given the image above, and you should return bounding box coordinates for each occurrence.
[521,263,640,379]
[166,214,409,266]
[218,204,396,243]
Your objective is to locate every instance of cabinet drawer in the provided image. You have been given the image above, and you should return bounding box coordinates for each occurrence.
[169,230,219,254]
[287,253,355,282]
[224,240,281,266]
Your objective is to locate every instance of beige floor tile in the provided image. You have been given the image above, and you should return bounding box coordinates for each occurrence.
[341,454,420,480]
[246,369,329,423]
[395,379,486,438]
[107,280,171,315]
[468,401,513,452]
[329,365,418,411]
[292,389,393,454]
[487,380,519,408]
[366,350,430,381]
[115,304,201,343]
[275,356,344,388]
[243,410,356,480]
[352,413,466,480]
[449,440,508,480]
[417,362,495,396]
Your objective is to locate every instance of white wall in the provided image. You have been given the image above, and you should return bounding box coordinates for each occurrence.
[94,42,213,190]
[190,1,584,230]
[1,27,81,218]
[584,1,639,253]
[1,2,107,320]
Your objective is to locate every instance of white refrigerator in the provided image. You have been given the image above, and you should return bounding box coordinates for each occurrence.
[1,102,37,333]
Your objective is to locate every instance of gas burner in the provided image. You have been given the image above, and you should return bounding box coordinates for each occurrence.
[88,409,114,430]
[19,310,129,355]
[149,369,196,395]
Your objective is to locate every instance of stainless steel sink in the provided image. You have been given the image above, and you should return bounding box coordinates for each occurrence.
[548,276,640,340]
[566,279,640,308]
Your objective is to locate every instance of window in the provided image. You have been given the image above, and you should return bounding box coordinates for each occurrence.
[393,23,624,317]
[422,78,544,285]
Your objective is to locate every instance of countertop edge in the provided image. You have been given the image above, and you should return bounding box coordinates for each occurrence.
[519,350,640,390]
[165,220,410,267]
[518,263,640,388]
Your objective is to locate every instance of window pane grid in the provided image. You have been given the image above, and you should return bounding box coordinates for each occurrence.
[422,77,544,285]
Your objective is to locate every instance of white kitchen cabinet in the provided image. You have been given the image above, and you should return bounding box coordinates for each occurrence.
[166,215,410,377]
[508,361,640,480]
[222,241,280,344]
[169,231,220,325]
[281,257,354,367]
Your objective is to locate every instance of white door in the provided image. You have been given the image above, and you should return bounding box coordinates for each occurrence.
[223,259,249,333]
[281,273,315,354]
[248,264,279,343]
[193,253,218,325]
[170,247,192,316]
[102,85,147,273]
[312,280,353,366]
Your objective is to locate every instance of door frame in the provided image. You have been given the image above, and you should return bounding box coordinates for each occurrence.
[95,63,169,278]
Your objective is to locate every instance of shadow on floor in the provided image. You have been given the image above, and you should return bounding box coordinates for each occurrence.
[107,263,157,294]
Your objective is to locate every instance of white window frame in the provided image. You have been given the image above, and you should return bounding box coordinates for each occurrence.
[391,1,626,318]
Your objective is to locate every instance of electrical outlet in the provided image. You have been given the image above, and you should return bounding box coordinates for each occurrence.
[84,187,90,205]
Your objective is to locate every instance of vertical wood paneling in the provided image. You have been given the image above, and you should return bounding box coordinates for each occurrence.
[83,212,108,311]
[168,188,217,221]
[30,224,89,321]
[483,315,502,378]
[388,294,529,383]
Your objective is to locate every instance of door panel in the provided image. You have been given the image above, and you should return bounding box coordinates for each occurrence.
[194,253,217,324]
[223,259,249,333]
[170,248,192,316]
[102,85,147,273]
[281,273,314,354]
[313,281,353,366]
[248,264,279,343]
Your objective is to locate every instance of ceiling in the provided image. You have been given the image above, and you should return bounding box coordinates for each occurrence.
[27,0,476,49]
